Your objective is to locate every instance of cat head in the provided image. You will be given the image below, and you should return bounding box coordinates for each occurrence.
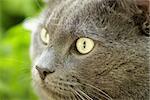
[30,0,150,99]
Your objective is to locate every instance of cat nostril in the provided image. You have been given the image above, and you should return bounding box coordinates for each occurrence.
[36,66,55,80]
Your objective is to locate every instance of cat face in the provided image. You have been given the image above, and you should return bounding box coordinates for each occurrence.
[30,0,149,100]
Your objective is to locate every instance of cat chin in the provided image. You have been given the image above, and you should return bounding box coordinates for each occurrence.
[32,67,68,100]
[33,80,70,100]
[31,67,50,99]
[34,84,56,100]
[32,71,55,100]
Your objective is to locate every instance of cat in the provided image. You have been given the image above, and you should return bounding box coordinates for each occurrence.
[30,0,150,100]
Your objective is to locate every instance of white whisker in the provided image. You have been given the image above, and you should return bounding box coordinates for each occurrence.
[76,89,93,100]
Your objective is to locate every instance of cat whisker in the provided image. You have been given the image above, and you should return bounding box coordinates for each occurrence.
[46,77,74,91]
[72,92,81,100]
[52,80,80,86]
[72,88,86,100]
[79,81,113,100]
[46,77,88,100]
[67,73,113,100]
[65,88,79,100]
[47,77,92,100]
[76,89,93,100]
[68,88,78,100]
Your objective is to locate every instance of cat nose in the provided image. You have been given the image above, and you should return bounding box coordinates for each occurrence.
[36,66,55,80]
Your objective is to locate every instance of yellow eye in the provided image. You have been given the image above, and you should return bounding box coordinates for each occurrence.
[76,37,94,54]
[40,28,49,44]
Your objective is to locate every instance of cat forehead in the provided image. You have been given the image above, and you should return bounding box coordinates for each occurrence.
[42,0,141,39]
[42,1,101,38]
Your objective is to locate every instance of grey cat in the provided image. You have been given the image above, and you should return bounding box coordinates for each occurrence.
[30,0,150,100]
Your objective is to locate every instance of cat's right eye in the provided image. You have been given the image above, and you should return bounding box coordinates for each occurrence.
[40,28,49,45]
[76,37,94,54]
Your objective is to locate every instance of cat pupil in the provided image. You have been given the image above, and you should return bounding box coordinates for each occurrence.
[83,41,86,48]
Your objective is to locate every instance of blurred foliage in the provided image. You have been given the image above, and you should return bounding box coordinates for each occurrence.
[0,25,37,100]
[0,0,44,99]
[0,0,44,32]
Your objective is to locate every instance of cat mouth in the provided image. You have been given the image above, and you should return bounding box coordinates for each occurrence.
[42,78,77,99]
[40,77,113,100]
[33,67,112,100]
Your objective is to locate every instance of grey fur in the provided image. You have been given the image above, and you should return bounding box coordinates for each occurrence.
[30,0,150,100]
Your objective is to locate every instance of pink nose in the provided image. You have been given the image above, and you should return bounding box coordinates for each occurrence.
[36,66,55,80]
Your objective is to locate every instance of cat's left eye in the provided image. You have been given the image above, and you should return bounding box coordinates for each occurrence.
[40,28,49,45]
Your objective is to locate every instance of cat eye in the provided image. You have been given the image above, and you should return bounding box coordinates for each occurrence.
[40,28,49,45]
[76,37,94,54]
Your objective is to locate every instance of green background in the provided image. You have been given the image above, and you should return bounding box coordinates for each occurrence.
[0,0,44,99]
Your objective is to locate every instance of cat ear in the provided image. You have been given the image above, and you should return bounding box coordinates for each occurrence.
[135,0,149,13]
[110,0,149,36]
[134,0,150,36]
